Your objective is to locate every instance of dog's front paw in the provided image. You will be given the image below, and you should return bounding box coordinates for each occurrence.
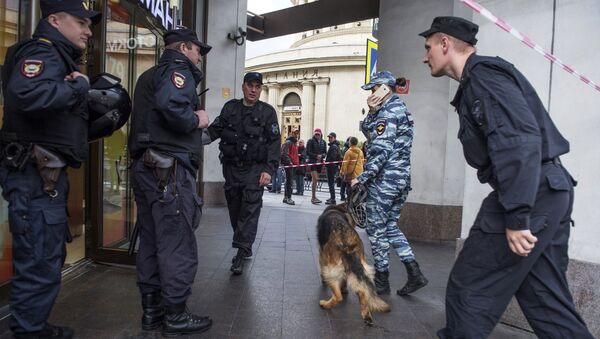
[319,299,333,309]
[363,315,374,326]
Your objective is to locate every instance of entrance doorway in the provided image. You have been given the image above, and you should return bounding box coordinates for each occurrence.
[89,0,164,265]
[282,92,302,142]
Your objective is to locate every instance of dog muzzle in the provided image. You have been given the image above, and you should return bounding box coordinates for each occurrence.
[347,183,368,229]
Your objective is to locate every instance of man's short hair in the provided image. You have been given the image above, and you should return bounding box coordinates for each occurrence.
[166,41,194,51]
[431,32,474,53]
[349,137,358,146]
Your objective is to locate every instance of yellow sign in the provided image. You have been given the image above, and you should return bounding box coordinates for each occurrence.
[365,39,378,84]
[222,87,231,99]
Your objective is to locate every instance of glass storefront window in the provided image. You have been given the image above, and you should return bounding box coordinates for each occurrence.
[101,0,160,250]
[0,0,20,286]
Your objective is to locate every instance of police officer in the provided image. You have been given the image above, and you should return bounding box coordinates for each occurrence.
[129,27,212,336]
[420,17,593,338]
[351,71,428,296]
[207,72,280,275]
[0,2,101,338]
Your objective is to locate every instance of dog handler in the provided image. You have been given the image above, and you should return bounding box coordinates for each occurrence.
[351,71,428,296]
[420,16,593,338]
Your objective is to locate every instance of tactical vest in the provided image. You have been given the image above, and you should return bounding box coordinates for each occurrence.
[128,62,203,164]
[219,99,272,164]
[1,38,89,164]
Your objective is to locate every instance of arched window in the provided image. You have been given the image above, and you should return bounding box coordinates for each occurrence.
[283,93,301,112]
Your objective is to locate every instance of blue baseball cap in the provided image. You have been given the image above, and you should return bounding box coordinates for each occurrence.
[361,71,397,90]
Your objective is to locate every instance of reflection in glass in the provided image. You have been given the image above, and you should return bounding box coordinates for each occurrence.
[102,1,159,249]
[0,0,19,285]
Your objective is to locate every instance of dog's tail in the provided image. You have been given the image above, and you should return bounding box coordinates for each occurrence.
[344,254,391,313]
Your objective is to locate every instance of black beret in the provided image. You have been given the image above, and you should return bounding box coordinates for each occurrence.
[41,0,102,25]
[164,27,212,56]
[419,16,479,45]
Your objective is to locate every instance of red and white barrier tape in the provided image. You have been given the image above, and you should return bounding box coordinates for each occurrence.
[460,0,600,93]
[281,159,358,169]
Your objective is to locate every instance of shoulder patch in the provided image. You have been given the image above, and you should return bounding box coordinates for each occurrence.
[271,122,280,135]
[171,71,186,89]
[375,118,387,135]
[21,60,44,78]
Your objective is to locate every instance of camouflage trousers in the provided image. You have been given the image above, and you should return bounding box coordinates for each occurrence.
[365,187,415,272]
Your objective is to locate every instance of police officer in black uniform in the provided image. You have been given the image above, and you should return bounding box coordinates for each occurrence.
[420,17,593,338]
[0,2,101,338]
[207,72,280,275]
[129,28,212,336]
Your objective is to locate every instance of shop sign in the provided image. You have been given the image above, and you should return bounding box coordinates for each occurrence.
[264,69,320,83]
[283,105,301,112]
[138,0,174,30]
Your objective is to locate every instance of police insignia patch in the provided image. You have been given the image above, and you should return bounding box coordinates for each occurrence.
[376,119,386,135]
[21,60,44,78]
[172,71,186,89]
[271,123,280,135]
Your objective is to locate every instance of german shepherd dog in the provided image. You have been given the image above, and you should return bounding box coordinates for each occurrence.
[317,204,390,324]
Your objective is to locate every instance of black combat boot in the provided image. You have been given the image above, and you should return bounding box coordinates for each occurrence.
[231,248,253,263]
[141,292,164,330]
[13,324,74,339]
[374,270,390,295]
[230,248,247,275]
[397,260,428,296]
[163,304,212,337]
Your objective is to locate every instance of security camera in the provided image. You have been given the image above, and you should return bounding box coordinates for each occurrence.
[228,27,247,46]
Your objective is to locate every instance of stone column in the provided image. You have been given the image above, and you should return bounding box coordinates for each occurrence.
[266,84,281,125]
[300,80,315,141]
[259,85,268,103]
[313,78,330,134]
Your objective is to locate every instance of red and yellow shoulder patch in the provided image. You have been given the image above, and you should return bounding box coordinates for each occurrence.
[376,118,387,135]
[21,60,44,78]
[171,71,186,89]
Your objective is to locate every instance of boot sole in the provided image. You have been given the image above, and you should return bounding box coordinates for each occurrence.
[162,324,212,337]
[142,319,163,331]
[142,322,162,331]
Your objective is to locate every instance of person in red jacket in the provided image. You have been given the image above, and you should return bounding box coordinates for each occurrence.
[281,135,299,205]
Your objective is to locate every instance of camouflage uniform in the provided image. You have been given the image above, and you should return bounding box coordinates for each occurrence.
[357,93,415,272]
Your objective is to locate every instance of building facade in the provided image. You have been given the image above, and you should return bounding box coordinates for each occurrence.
[245,18,374,144]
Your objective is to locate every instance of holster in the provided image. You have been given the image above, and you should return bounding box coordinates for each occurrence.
[31,145,66,195]
[142,149,175,188]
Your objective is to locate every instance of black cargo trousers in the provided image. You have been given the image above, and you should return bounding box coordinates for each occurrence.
[131,157,203,307]
[439,161,593,339]
[223,163,264,253]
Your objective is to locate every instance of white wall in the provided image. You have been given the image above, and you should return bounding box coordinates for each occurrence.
[324,66,370,141]
[550,0,600,262]
[378,0,464,207]
[203,0,247,183]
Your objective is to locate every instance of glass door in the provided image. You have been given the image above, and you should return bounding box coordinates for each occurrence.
[90,0,161,264]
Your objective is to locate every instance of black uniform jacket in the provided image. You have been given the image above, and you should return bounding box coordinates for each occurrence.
[451,53,570,231]
[306,137,326,163]
[207,99,280,177]
[129,49,203,170]
[1,20,89,166]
